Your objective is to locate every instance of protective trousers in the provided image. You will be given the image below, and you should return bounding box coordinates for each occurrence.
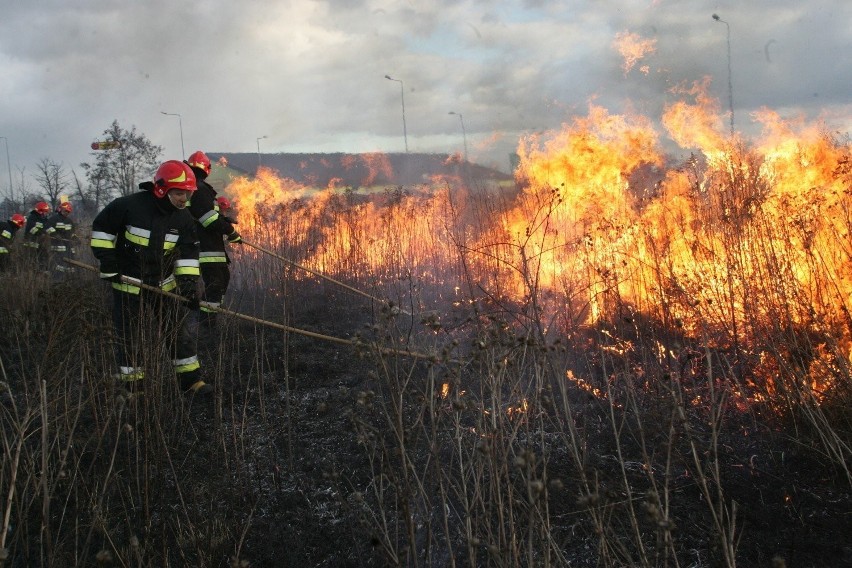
[111,289,202,391]
[200,263,230,326]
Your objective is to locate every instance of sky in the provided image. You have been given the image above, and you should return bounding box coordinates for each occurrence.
[0,0,850,200]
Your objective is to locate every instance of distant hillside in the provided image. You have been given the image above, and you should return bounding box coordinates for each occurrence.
[206,152,513,188]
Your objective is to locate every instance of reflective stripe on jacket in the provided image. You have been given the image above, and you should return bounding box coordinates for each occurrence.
[90,190,200,291]
[188,178,235,261]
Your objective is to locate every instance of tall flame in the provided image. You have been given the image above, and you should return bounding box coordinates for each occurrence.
[223,90,851,401]
[613,31,657,75]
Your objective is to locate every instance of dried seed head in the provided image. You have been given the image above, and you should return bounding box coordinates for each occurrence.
[95,549,113,564]
[123,423,133,434]
[643,501,660,520]
[771,557,787,568]
[549,478,564,491]
[475,440,491,455]
[576,492,599,507]
[130,536,139,549]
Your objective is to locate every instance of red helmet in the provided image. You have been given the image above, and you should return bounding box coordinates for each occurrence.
[35,201,50,215]
[10,213,25,227]
[153,160,197,198]
[216,196,232,211]
[58,202,72,214]
[187,151,211,177]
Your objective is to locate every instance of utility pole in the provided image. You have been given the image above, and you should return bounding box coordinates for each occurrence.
[256,135,268,170]
[712,14,734,136]
[448,111,468,162]
[0,136,12,201]
[385,75,409,152]
[160,111,186,159]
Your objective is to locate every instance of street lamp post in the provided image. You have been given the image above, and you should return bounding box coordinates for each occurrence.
[712,13,734,137]
[384,75,409,153]
[448,111,468,162]
[256,135,268,170]
[160,111,185,159]
[0,136,12,201]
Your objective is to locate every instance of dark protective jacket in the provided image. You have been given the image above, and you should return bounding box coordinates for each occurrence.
[23,210,48,249]
[0,219,21,255]
[188,176,236,264]
[90,190,200,294]
[45,211,76,253]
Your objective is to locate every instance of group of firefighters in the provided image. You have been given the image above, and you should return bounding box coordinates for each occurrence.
[2,151,240,398]
[0,198,76,273]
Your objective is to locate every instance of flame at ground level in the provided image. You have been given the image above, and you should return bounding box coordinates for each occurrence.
[222,86,852,402]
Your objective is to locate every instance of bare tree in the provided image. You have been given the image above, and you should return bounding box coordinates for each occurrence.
[81,120,162,199]
[15,166,39,207]
[33,158,69,206]
[72,166,111,215]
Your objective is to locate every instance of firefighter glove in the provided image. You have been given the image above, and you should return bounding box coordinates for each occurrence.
[102,273,122,283]
[228,230,242,244]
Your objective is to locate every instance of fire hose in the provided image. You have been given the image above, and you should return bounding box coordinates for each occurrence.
[64,258,442,363]
[241,239,413,317]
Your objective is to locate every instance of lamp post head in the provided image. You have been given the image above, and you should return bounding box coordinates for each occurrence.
[712,13,720,20]
[384,75,392,80]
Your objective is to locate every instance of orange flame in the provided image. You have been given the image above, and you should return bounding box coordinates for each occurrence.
[222,89,851,403]
[613,31,657,75]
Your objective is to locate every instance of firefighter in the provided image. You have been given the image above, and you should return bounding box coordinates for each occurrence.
[90,160,212,396]
[0,213,25,271]
[185,151,242,328]
[23,201,51,268]
[216,196,235,222]
[44,200,77,276]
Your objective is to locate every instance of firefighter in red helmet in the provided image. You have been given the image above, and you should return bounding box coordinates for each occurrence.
[90,160,212,396]
[185,150,241,328]
[0,213,25,271]
[44,200,77,277]
[216,196,233,213]
[23,200,51,268]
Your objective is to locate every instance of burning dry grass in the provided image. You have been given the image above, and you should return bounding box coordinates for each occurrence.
[216,89,851,564]
[1,89,852,566]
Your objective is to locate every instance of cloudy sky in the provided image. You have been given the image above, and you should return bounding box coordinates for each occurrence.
[1,0,849,198]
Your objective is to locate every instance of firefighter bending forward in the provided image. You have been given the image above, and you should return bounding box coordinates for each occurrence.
[90,160,213,396]
[186,150,241,328]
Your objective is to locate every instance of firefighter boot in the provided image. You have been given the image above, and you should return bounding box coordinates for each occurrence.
[180,375,213,396]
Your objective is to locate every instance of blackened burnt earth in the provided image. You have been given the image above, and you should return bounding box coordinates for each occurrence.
[1,274,852,567]
[216,282,852,567]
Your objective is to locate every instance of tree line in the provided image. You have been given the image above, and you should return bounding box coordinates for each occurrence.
[0,120,162,220]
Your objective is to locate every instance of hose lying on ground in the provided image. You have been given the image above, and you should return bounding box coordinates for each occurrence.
[64,258,445,363]
[243,239,413,317]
